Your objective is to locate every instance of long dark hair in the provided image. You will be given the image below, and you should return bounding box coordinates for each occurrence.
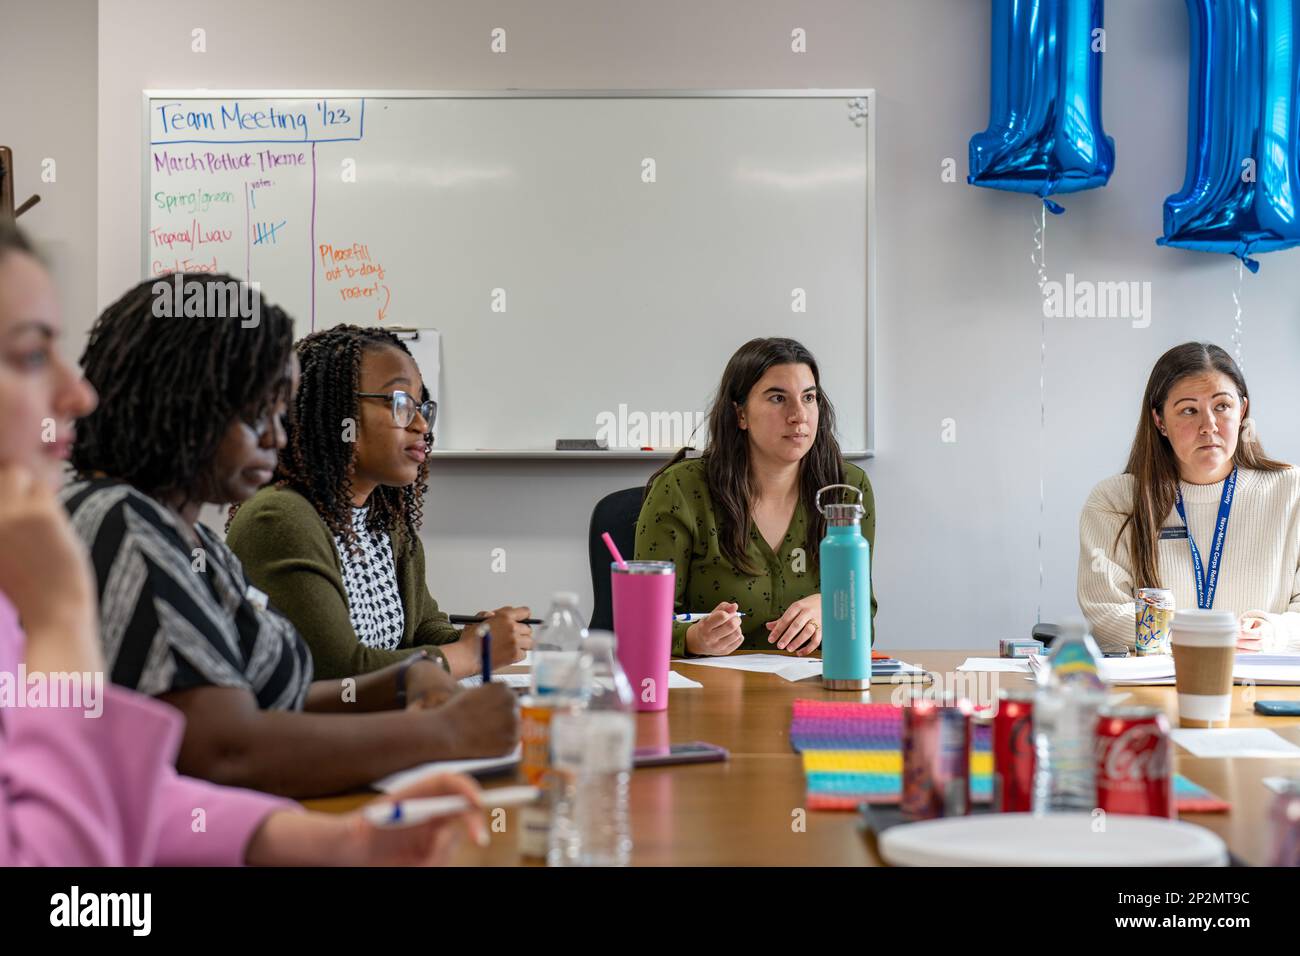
[72,274,295,500]
[1120,342,1288,589]
[647,337,845,574]
[272,324,430,556]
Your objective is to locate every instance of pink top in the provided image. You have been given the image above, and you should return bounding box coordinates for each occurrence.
[0,592,297,866]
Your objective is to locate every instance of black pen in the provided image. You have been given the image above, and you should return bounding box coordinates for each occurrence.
[450,614,543,626]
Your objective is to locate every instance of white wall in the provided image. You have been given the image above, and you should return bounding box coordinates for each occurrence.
[86,0,1300,648]
[0,0,98,360]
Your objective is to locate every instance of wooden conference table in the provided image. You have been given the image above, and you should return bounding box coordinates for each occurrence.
[303,650,1300,866]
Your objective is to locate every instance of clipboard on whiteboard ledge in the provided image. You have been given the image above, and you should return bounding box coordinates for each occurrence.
[385,327,441,445]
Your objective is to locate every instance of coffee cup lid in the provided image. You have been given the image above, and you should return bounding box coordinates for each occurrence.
[1172,609,1237,633]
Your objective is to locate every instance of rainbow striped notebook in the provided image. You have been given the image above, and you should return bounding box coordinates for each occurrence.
[790,699,1228,814]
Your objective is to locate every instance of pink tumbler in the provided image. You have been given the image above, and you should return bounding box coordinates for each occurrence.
[610,560,675,712]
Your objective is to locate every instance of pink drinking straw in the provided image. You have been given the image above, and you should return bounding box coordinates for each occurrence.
[601,532,629,570]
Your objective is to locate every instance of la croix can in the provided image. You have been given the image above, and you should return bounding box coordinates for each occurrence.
[1134,588,1175,656]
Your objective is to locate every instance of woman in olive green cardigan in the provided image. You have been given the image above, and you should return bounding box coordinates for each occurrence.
[228,325,531,680]
[635,337,876,658]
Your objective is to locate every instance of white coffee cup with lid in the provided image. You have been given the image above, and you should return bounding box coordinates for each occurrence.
[1170,609,1237,728]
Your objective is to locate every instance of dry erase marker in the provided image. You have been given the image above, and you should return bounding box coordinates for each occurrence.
[364,785,540,828]
[673,612,747,623]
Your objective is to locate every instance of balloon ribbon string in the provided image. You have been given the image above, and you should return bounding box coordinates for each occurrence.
[1032,202,1047,624]
[1232,258,1245,372]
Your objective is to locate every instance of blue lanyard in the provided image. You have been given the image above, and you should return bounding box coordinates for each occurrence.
[1173,465,1237,610]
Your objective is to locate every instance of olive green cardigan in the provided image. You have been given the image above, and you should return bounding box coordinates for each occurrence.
[226,486,460,679]
[635,457,877,656]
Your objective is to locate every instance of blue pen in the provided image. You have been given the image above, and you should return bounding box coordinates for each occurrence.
[480,624,492,683]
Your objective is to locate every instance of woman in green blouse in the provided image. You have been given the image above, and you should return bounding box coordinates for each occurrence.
[228,324,532,680]
[635,337,876,658]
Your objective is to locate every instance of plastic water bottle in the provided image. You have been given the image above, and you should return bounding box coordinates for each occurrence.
[531,591,588,697]
[548,631,635,867]
[1032,621,1108,814]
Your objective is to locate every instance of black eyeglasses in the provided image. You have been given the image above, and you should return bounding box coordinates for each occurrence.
[357,390,437,429]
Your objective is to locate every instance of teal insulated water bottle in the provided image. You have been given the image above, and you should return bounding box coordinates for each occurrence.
[817,483,871,690]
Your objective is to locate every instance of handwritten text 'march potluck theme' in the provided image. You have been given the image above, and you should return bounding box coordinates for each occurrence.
[153,148,308,176]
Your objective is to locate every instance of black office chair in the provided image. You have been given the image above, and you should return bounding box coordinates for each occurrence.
[588,486,645,630]
[1032,623,1062,647]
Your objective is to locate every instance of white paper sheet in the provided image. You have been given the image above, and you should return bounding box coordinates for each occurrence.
[375,744,522,794]
[1170,728,1300,759]
[459,670,702,690]
[458,673,532,689]
[1263,776,1297,794]
[673,654,824,682]
[957,658,1032,673]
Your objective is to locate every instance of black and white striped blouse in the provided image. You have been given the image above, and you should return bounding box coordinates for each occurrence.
[61,478,313,710]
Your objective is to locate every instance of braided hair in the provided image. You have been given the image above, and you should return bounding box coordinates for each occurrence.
[275,324,429,556]
[72,273,295,500]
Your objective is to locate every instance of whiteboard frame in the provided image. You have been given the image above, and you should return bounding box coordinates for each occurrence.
[141,89,877,459]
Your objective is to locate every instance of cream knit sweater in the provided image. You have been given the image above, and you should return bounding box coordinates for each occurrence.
[1077,466,1300,654]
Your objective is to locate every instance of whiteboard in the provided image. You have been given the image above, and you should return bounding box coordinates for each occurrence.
[142,90,876,455]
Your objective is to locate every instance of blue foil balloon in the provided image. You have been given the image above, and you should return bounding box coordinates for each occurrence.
[969,0,1114,212]
[1158,0,1300,272]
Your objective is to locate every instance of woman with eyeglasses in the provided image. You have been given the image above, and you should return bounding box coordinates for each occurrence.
[227,325,533,680]
[62,279,518,799]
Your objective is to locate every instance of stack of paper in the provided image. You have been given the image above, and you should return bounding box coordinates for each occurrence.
[953,652,1300,686]
[1098,656,1177,685]
[1232,655,1300,686]
[1095,654,1300,687]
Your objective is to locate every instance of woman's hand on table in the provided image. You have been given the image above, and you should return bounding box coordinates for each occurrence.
[685,601,744,656]
[766,594,822,656]
[474,606,535,667]
[247,773,488,867]
[443,606,533,677]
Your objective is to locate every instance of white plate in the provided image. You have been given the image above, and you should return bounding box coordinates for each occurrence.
[878,813,1227,867]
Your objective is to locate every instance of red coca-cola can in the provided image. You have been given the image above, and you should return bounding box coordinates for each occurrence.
[993,689,1035,812]
[901,695,972,821]
[1095,705,1173,818]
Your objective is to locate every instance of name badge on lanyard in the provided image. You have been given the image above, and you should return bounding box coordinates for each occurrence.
[1173,466,1237,610]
